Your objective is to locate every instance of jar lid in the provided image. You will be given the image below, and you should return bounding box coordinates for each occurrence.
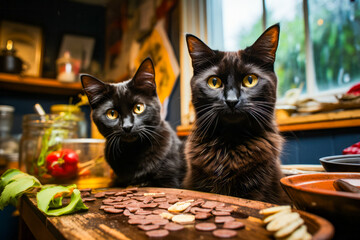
[50,104,80,113]
[0,105,14,112]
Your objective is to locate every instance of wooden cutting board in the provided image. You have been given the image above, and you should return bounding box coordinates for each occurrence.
[19,187,334,240]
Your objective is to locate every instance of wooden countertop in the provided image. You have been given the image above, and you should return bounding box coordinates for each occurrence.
[177,109,360,136]
[18,187,333,240]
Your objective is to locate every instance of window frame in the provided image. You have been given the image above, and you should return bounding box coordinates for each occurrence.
[179,0,355,126]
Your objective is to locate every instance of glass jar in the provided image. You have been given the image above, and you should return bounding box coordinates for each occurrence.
[0,105,19,172]
[50,104,87,138]
[56,51,77,82]
[19,114,78,183]
[61,138,112,189]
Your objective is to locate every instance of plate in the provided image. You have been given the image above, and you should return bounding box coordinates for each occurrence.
[281,173,360,239]
[23,187,334,240]
[319,154,360,172]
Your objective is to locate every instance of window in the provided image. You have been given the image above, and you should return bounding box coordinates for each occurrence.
[211,0,360,98]
[179,0,360,126]
[309,0,360,93]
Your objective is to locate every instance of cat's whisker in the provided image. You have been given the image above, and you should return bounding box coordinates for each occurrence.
[246,106,271,123]
[247,111,266,129]
[141,126,166,141]
[139,131,154,149]
[194,109,219,141]
[140,128,161,147]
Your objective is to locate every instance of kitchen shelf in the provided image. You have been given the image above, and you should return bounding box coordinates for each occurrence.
[177,109,360,136]
[0,73,83,95]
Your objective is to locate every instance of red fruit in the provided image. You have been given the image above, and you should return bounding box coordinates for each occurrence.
[343,141,360,155]
[346,83,360,95]
[46,149,79,179]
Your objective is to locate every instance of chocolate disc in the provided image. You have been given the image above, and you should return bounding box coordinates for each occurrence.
[223,221,245,230]
[195,222,217,231]
[128,218,152,225]
[214,216,235,223]
[138,224,160,231]
[104,208,123,214]
[145,229,169,237]
[212,229,237,238]
[195,212,212,220]
[151,219,169,226]
[212,210,231,216]
[164,223,184,231]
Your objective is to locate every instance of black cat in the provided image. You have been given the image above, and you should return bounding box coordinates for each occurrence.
[81,58,185,188]
[183,24,289,204]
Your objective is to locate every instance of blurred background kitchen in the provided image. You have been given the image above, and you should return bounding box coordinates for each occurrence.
[0,0,360,238]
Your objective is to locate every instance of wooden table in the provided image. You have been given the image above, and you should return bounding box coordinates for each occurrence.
[18,187,333,240]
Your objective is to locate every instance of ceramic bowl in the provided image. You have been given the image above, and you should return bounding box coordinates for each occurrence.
[319,154,360,172]
[281,173,360,239]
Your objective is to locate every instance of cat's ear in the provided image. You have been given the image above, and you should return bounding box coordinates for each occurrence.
[247,23,280,64]
[81,74,108,107]
[186,34,215,70]
[131,57,156,95]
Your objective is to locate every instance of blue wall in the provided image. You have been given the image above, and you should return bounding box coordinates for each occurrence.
[281,127,360,165]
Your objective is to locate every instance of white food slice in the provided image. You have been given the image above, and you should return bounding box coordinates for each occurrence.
[168,201,192,213]
[172,214,195,224]
[280,225,308,240]
[263,208,292,224]
[160,212,174,220]
[266,212,300,232]
[275,218,304,238]
[260,205,292,216]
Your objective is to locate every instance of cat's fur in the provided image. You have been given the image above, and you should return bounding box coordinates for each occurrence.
[183,24,289,204]
[81,58,185,188]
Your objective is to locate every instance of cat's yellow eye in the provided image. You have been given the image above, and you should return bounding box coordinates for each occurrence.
[106,109,119,120]
[133,103,145,114]
[207,76,222,89]
[242,74,258,88]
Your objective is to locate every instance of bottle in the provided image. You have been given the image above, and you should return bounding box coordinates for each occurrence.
[0,105,19,172]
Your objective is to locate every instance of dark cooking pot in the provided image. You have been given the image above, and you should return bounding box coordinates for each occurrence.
[0,54,28,74]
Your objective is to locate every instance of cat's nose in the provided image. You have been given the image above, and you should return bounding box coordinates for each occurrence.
[123,125,133,133]
[225,89,238,109]
[225,99,238,109]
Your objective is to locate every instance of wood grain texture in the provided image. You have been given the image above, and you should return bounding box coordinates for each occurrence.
[19,187,334,240]
[177,109,360,134]
[0,73,83,95]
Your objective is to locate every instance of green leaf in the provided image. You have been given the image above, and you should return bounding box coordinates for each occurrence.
[0,174,41,210]
[0,169,23,191]
[37,184,88,216]
[1,170,88,216]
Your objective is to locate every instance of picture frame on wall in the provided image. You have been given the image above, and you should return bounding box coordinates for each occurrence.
[58,34,95,74]
[0,21,43,77]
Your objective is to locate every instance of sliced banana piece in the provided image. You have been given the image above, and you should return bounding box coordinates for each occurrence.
[280,225,308,240]
[266,212,300,232]
[260,205,312,240]
[275,218,304,238]
[260,205,291,216]
[263,208,291,224]
[172,214,195,224]
[168,201,192,213]
[160,212,174,220]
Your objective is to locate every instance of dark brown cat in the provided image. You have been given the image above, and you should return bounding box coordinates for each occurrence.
[81,58,185,188]
[183,24,289,204]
